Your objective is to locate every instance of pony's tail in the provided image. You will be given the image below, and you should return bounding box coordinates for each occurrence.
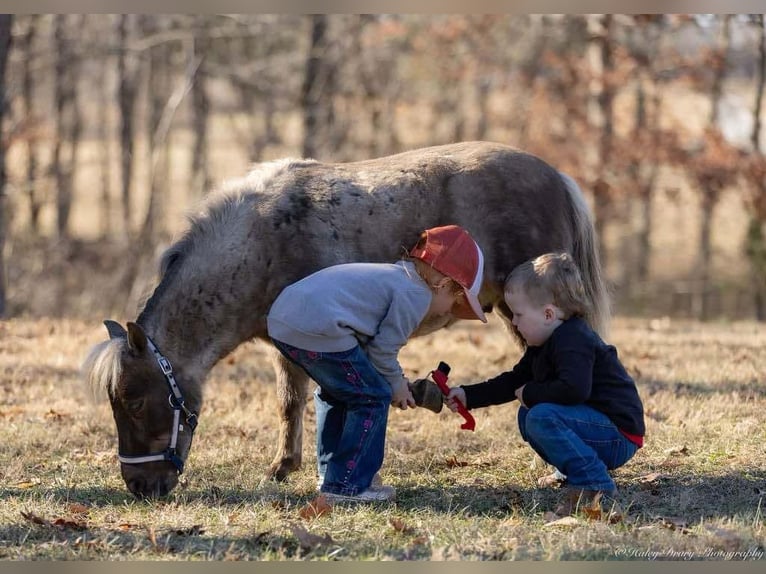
[559,171,612,337]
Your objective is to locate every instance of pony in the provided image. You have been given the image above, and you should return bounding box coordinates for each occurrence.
[83,141,609,499]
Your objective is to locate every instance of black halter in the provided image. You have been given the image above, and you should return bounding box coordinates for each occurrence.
[117,336,198,474]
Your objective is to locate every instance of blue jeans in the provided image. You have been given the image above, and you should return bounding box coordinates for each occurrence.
[272,339,392,496]
[518,403,639,492]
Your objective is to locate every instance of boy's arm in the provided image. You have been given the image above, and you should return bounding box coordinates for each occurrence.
[365,289,429,390]
[462,350,534,409]
[521,336,595,406]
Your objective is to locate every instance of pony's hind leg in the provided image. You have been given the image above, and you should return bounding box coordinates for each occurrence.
[266,347,310,482]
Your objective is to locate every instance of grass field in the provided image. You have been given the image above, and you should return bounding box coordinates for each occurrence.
[1,315,764,560]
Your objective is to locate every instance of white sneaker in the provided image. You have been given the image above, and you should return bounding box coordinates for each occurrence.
[317,471,383,490]
[322,484,396,503]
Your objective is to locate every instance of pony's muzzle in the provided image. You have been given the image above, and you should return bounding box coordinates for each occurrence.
[121,463,178,499]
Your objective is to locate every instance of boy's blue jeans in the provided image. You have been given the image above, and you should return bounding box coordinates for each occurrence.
[272,339,392,496]
[517,403,639,493]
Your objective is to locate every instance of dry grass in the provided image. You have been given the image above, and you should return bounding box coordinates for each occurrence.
[1,316,765,560]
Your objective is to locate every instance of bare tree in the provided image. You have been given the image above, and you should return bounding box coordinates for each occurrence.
[21,15,41,233]
[191,15,210,198]
[140,16,172,241]
[0,14,12,317]
[590,14,616,270]
[694,15,734,319]
[117,15,139,240]
[52,15,83,241]
[98,18,114,239]
[745,14,766,321]
[302,15,342,159]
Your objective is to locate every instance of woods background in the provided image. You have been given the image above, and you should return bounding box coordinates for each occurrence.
[0,14,766,322]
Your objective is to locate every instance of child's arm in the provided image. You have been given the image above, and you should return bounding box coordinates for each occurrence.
[458,350,535,410]
[390,378,416,410]
[445,386,467,412]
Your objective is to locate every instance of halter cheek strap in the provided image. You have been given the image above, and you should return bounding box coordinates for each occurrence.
[117,336,198,474]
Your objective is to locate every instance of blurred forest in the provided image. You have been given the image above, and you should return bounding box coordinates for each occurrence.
[0,14,765,321]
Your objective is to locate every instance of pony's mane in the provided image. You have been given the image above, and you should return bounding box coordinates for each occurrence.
[158,157,314,279]
[82,338,126,401]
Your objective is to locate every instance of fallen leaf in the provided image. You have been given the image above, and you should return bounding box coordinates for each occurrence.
[52,517,87,531]
[118,523,136,531]
[298,495,333,520]
[289,523,334,550]
[21,511,50,526]
[639,472,665,483]
[445,456,469,468]
[21,511,87,531]
[147,526,157,548]
[14,480,41,489]
[389,517,415,534]
[45,409,71,421]
[68,503,90,516]
[658,516,691,533]
[0,406,26,417]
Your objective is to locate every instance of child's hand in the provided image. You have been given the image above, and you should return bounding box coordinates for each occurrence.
[445,387,467,413]
[391,379,416,410]
[515,385,527,407]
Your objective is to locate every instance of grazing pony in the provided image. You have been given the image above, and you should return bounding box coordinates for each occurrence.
[83,141,609,499]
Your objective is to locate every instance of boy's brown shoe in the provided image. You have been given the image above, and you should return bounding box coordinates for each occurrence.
[537,469,567,488]
[554,487,623,523]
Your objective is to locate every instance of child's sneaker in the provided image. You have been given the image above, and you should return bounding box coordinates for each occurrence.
[317,471,383,491]
[323,483,396,503]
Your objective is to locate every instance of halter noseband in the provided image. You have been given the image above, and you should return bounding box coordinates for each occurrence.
[117,336,198,474]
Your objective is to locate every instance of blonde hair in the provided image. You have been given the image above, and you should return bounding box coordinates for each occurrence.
[505,252,591,321]
[410,258,465,296]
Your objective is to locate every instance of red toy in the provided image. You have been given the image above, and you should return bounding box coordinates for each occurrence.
[429,361,475,431]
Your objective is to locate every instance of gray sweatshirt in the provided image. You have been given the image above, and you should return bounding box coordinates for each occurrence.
[267,260,432,388]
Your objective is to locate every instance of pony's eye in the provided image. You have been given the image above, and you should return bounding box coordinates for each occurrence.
[125,398,144,415]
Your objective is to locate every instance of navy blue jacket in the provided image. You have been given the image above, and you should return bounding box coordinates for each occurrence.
[462,317,645,437]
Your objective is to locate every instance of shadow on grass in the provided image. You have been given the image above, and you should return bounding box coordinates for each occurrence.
[637,377,766,399]
[2,468,764,559]
[3,467,764,521]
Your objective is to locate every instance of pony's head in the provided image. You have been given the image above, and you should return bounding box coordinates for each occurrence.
[83,320,200,499]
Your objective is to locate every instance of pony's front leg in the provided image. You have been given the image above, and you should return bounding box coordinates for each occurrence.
[266,347,310,481]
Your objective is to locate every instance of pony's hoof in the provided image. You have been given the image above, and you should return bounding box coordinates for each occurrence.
[265,460,299,483]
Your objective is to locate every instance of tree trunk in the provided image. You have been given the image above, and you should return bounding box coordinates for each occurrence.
[748,14,766,321]
[98,27,113,239]
[0,14,13,317]
[191,16,210,198]
[302,15,328,159]
[53,15,79,241]
[117,15,138,240]
[593,14,615,271]
[697,15,732,320]
[140,16,171,241]
[22,15,41,233]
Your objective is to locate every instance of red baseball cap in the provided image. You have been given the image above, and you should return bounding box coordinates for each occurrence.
[409,225,487,322]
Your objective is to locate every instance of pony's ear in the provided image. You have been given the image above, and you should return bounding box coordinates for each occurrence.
[104,319,127,340]
[126,322,148,354]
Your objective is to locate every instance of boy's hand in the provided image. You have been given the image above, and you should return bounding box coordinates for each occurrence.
[391,379,416,410]
[446,387,467,413]
[515,385,527,407]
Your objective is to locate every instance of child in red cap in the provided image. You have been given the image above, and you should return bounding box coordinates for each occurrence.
[267,225,486,503]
